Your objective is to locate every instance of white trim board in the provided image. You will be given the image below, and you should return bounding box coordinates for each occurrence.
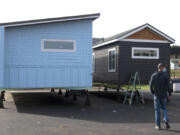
[108,48,116,72]
[41,39,76,52]
[131,47,159,59]
[93,38,169,49]
[121,39,170,43]
[92,53,95,73]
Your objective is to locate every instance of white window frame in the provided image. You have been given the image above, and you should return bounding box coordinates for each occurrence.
[92,53,95,73]
[41,39,76,52]
[132,47,159,59]
[108,48,116,72]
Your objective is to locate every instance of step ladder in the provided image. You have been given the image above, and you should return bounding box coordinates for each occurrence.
[123,72,145,105]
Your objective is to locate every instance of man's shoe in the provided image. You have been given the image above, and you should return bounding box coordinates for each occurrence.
[164,121,170,129]
[155,125,161,130]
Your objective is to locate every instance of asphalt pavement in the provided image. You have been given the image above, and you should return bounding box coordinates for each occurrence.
[0,90,180,135]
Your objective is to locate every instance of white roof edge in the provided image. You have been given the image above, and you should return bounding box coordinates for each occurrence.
[2,15,100,27]
[92,39,118,49]
[121,39,170,43]
[118,24,175,43]
[146,24,175,43]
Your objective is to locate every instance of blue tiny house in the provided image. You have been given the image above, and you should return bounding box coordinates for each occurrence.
[0,13,100,90]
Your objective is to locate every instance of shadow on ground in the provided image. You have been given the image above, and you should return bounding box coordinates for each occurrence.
[7,90,180,124]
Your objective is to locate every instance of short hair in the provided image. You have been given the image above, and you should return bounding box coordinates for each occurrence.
[158,63,166,69]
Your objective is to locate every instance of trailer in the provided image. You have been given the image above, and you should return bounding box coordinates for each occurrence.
[0,13,100,107]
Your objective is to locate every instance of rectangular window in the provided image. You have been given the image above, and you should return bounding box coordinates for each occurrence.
[41,39,76,52]
[108,48,116,72]
[132,47,159,59]
[92,53,95,73]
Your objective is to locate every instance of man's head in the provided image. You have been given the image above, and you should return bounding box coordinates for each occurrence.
[158,63,166,72]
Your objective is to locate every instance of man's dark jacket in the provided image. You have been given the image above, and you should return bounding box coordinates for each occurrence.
[149,71,171,99]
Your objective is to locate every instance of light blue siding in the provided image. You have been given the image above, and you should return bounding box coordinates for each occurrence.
[3,19,93,89]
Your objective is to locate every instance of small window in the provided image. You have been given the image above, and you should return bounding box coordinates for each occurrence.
[92,53,96,73]
[41,39,76,52]
[108,48,116,72]
[132,47,159,59]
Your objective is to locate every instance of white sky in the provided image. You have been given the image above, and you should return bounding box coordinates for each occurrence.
[0,0,179,44]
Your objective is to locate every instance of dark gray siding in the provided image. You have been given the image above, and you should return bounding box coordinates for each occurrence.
[93,43,119,84]
[118,41,170,84]
[93,41,170,85]
[92,23,174,86]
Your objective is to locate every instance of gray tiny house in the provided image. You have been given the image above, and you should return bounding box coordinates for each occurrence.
[93,23,175,86]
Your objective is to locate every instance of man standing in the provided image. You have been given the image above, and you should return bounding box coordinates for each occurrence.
[149,63,171,130]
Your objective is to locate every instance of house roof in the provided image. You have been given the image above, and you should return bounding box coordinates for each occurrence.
[93,23,175,49]
[0,13,100,27]
[93,38,104,44]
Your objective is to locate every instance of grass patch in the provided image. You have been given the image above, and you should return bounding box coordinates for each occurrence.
[120,84,150,91]
[93,82,150,91]
[171,69,180,79]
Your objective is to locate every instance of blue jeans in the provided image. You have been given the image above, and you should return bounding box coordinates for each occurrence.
[154,96,168,126]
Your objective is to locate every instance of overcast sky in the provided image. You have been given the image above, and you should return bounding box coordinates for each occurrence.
[0,0,179,44]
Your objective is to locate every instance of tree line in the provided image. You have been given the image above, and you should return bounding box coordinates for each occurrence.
[171,45,180,58]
